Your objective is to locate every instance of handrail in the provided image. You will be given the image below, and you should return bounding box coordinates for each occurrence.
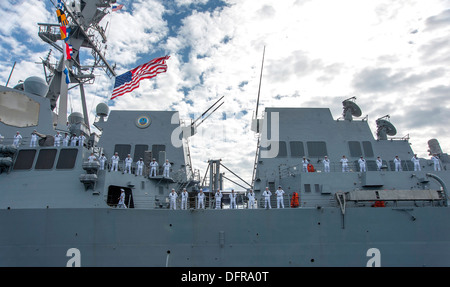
[426,173,449,207]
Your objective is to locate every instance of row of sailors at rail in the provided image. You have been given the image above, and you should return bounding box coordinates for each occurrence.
[88,152,171,177]
[9,131,86,148]
[168,187,286,210]
[302,154,442,173]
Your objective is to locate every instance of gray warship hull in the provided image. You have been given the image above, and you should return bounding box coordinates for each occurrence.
[1,206,449,267]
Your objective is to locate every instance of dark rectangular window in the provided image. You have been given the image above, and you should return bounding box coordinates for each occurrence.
[13,149,36,170]
[276,141,287,158]
[307,141,327,157]
[56,149,78,169]
[290,141,305,157]
[152,144,166,163]
[314,184,321,193]
[362,141,374,158]
[35,149,57,169]
[134,144,149,162]
[348,141,362,157]
[304,184,311,193]
[114,144,131,161]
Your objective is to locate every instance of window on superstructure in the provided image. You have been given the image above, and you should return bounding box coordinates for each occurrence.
[362,141,374,158]
[35,149,57,169]
[348,141,362,157]
[290,141,305,157]
[314,184,321,193]
[134,144,149,162]
[114,144,131,161]
[304,184,311,193]
[56,149,78,169]
[307,141,327,157]
[152,144,166,163]
[13,149,36,170]
[276,141,287,158]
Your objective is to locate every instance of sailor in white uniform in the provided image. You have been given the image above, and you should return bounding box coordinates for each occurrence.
[169,189,178,210]
[150,158,158,177]
[247,189,256,209]
[358,156,367,172]
[431,154,441,171]
[163,159,171,177]
[54,131,62,147]
[262,187,272,209]
[87,153,97,163]
[181,188,189,210]
[215,189,223,209]
[197,189,205,209]
[110,152,119,172]
[78,133,86,147]
[229,189,237,209]
[275,186,285,208]
[124,154,132,174]
[376,156,383,171]
[411,154,421,171]
[302,157,308,173]
[323,156,330,172]
[136,158,144,176]
[99,153,107,170]
[340,155,349,172]
[70,134,78,146]
[63,133,70,146]
[13,131,22,147]
[394,156,402,171]
[30,130,38,147]
[117,189,127,208]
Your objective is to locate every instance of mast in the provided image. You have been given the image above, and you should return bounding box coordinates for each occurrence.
[251,46,266,134]
[38,0,117,132]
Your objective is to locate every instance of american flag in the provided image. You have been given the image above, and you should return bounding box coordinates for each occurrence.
[112,4,124,12]
[111,56,170,100]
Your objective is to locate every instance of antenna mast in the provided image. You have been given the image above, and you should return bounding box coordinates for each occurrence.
[38,0,117,132]
[251,46,266,133]
[255,46,265,119]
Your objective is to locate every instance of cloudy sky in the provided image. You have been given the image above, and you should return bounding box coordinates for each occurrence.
[1,0,450,190]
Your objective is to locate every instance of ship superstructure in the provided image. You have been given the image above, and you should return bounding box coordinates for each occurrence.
[251,99,450,210]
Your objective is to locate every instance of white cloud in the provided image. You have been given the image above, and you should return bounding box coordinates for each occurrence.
[106,0,169,66]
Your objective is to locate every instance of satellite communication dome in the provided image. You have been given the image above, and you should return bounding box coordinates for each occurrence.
[376,119,397,136]
[23,76,49,97]
[376,117,397,140]
[96,103,109,117]
[343,100,362,116]
[68,112,84,124]
[342,99,362,121]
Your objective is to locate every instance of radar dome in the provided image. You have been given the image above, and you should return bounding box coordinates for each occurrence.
[96,103,109,117]
[23,76,49,97]
[68,112,84,124]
